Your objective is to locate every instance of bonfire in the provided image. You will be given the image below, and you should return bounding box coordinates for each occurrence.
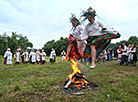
[64,58,98,92]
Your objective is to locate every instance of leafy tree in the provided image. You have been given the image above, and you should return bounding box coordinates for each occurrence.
[43,36,138,56]
[128,36,138,46]
[0,32,33,55]
[43,37,68,56]
[0,34,8,55]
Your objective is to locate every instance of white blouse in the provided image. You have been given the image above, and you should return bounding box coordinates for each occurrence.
[4,51,12,64]
[36,51,41,61]
[41,52,46,61]
[4,51,12,60]
[72,25,83,39]
[14,52,20,62]
[80,21,105,40]
[50,50,56,59]
[29,52,36,62]
[24,52,29,61]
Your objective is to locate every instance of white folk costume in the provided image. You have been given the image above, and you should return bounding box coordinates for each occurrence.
[72,25,83,39]
[24,51,29,63]
[14,50,20,64]
[73,25,85,56]
[80,21,105,40]
[127,46,132,54]
[29,51,36,64]
[66,14,84,59]
[103,50,107,61]
[41,51,46,64]
[122,45,127,56]
[79,7,120,59]
[128,47,137,63]
[61,51,66,61]
[36,50,41,63]
[117,48,122,62]
[4,48,12,65]
[120,45,128,65]
[127,46,132,62]
[50,49,56,63]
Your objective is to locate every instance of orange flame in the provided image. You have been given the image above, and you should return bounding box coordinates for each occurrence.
[68,59,81,79]
[69,58,88,88]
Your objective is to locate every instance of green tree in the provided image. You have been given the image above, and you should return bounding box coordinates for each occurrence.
[128,36,138,46]
[43,37,68,56]
[43,40,55,55]
[0,34,8,55]
[0,32,33,55]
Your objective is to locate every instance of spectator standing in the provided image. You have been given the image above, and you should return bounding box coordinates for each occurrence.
[4,48,12,65]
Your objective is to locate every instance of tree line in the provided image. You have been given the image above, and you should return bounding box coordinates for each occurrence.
[42,37,68,56]
[0,32,33,55]
[0,32,137,57]
[43,36,138,56]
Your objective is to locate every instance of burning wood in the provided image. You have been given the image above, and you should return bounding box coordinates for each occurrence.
[64,58,98,91]
[64,79,72,89]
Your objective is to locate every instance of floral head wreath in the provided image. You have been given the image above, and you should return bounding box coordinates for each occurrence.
[81,7,97,22]
[70,13,80,25]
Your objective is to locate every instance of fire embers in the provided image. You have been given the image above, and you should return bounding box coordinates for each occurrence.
[64,59,98,92]
[64,72,88,90]
[72,73,88,88]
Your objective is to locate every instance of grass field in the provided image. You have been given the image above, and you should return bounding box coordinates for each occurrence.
[0,56,137,102]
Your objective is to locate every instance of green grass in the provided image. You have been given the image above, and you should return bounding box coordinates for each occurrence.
[0,56,137,102]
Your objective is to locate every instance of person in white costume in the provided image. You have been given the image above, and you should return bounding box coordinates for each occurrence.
[78,8,106,68]
[14,49,20,64]
[50,48,56,63]
[78,7,120,68]
[41,50,46,64]
[117,45,122,62]
[120,43,128,65]
[36,50,41,64]
[64,14,84,61]
[29,49,36,64]
[127,44,132,62]
[24,50,29,63]
[61,50,66,61]
[130,45,137,66]
[4,48,12,65]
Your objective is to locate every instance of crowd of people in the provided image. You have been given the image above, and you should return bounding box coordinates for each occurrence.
[117,43,137,66]
[2,7,137,67]
[3,46,56,65]
[80,48,114,65]
[2,44,137,66]
[97,48,114,62]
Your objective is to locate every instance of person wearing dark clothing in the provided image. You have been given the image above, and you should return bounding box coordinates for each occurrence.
[109,48,113,61]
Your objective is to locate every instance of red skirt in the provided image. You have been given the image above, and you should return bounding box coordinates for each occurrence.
[67,34,82,59]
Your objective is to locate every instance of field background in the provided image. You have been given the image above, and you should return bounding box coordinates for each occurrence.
[0,56,137,102]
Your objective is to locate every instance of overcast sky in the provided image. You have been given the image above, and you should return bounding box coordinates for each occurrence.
[0,0,138,49]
